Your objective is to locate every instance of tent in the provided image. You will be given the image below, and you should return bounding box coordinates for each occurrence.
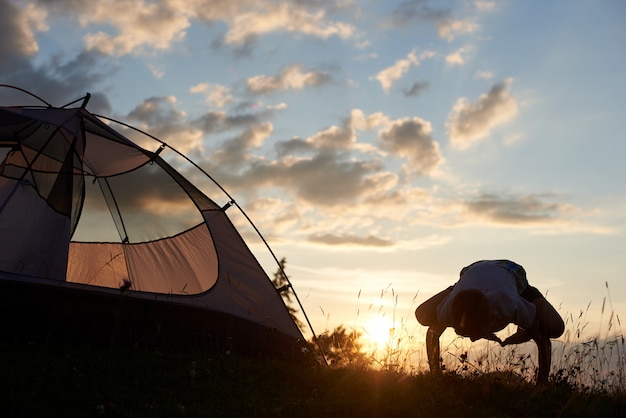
[0,85,310,356]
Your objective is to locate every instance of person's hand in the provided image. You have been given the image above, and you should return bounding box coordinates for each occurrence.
[474,333,502,344]
[500,327,532,346]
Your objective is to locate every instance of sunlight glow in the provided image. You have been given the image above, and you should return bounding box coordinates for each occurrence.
[362,315,395,348]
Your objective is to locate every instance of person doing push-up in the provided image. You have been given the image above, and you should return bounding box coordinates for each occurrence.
[415,260,564,384]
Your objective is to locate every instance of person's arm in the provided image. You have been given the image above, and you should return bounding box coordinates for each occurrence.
[528,296,562,384]
[501,323,551,383]
[500,327,532,346]
[502,295,563,384]
[426,325,446,376]
[533,331,552,384]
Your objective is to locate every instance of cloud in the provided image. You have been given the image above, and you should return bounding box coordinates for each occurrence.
[190,82,233,108]
[383,1,450,28]
[373,49,434,94]
[446,78,518,149]
[0,0,47,60]
[125,96,203,152]
[438,18,479,42]
[241,152,386,207]
[348,109,390,131]
[445,48,466,67]
[0,1,113,110]
[222,2,356,45]
[458,192,571,225]
[246,64,333,95]
[200,109,424,209]
[147,63,166,80]
[383,2,480,42]
[211,122,273,167]
[80,1,190,56]
[193,104,281,135]
[229,198,308,244]
[308,125,356,150]
[403,81,429,98]
[474,1,497,12]
[373,49,418,94]
[379,117,442,176]
[0,50,114,112]
[29,0,355,57]
[308,233,394,247]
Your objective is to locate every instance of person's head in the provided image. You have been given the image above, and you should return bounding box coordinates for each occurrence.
[450,289,491,340]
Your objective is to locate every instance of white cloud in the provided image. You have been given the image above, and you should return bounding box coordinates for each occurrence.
[223,2,356,45]
[308,125,356,150]
[24,3,49,32]
[445,48,466,67]
[247,64,333,94]
[438,18,479,42]
[190,82,233,108]
[308,233,394,247]
[33,0,355,56]
[200,108,442,212]
[82,1,190,56]
[373,49,434,94]
[349,109,390,131]
[446,78,518,149]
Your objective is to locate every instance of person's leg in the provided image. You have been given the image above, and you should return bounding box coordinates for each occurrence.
[415,286,453,326]
[533,296,565,338]
[522,285,565,338]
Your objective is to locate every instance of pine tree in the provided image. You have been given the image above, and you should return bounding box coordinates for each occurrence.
[272,257,304,329]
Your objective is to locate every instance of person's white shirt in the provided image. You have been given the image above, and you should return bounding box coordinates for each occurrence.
[436,260,537,331]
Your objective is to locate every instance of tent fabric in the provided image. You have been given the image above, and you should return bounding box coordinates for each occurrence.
[0,177,70,280]
[68,223,218,295]
[0,100,305,343]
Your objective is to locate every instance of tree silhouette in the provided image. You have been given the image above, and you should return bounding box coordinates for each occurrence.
[311,325,370,368]
[271,257,304,329]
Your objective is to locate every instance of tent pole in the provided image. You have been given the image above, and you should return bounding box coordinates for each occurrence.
[91,113,330,365]
[230,200,329,366]
[0,84,52,107]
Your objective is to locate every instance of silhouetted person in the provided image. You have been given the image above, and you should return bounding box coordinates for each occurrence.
[415,260,564,384]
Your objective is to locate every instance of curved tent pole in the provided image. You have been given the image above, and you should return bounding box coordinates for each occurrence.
[0,84,90,109]
[177,160,329,366]
[94,113,328,365]
[227,199,329,366]
[0,84,52,107]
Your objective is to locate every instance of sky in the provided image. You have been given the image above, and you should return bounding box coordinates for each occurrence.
[2,0,626,351]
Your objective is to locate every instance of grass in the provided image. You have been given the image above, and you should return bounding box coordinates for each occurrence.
[2,284,624,417]
[1,338,625,418]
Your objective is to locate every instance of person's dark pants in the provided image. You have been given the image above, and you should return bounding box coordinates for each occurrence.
[415,286,453,327]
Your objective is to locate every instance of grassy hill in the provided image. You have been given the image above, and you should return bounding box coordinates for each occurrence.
[1,341,625,418]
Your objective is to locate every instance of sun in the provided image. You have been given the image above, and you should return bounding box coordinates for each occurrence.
[362,315,395,348]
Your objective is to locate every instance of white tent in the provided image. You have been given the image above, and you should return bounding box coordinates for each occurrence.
[0,86,308,355]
